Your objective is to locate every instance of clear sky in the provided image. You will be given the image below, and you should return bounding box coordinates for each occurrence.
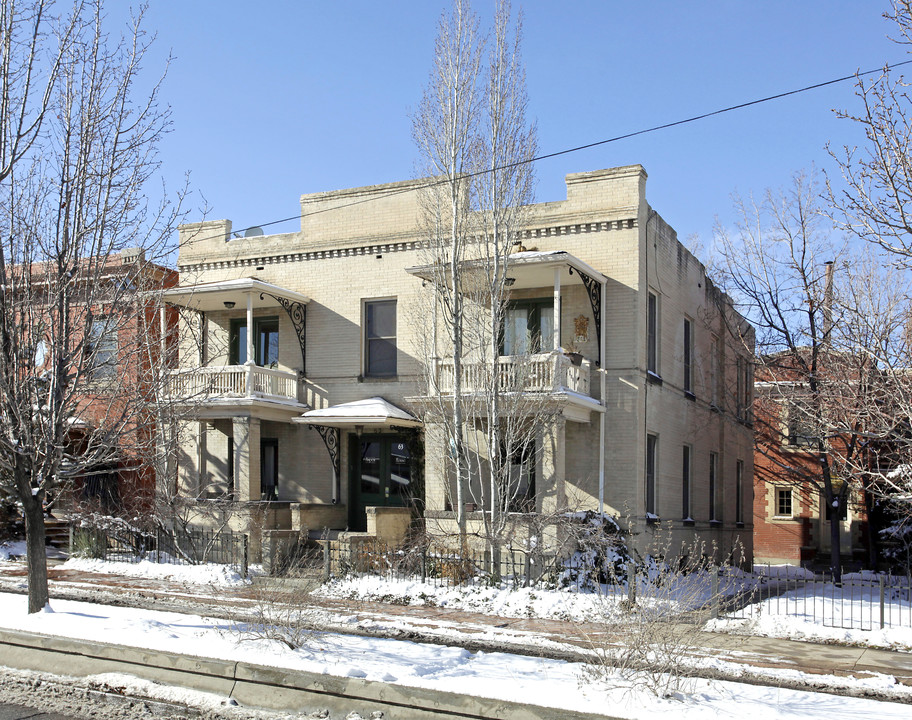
[128,1,903,257]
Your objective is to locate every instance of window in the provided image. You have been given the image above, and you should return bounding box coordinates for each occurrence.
[227,437,235,500]
[709,451,719,522]
[88,316,117,379]
[682,445,692,519]
[736,459,744,524]
[230,317,279,367]
[786,401,817,447]
[776,488,793,518]
[646,434,658,516]
[503,298,554,355]
[647,292,659,375]
[711,334,722,407]
[736,356,752,421]
[365,299,397,377]
[505,440,536,513]
[683,318,693,395]
[260,438,278,501]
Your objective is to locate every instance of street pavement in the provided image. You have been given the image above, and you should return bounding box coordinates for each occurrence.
[0,702,82,720]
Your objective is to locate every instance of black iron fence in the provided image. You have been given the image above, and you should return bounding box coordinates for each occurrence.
[320,539,912,630]
[721,568,912,631]
[70,523,249,577]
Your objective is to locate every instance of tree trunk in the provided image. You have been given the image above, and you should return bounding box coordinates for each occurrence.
[22,497,49,613]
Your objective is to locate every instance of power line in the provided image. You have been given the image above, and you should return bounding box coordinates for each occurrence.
[198,59,912,246]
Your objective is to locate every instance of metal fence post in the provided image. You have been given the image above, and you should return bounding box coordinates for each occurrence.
[628,569,637,607]
[524,552,532,589]
[711,566,720,619]
[323,539,331,582]
[421,546,427,584]
[880,575,886,630]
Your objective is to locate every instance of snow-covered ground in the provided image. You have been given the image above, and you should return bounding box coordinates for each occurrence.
[63,555,250,586]
[0,591,909,719]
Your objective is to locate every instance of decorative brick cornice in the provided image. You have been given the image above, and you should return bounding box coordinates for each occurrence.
[178,217,638,273]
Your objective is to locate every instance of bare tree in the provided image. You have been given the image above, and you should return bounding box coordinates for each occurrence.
[715,171,881,581]
[829,1,912,266]
[412,0,484,541]
[413,1,557,565]
[0,0,182,612]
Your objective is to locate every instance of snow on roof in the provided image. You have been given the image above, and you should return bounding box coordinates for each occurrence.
[295,397,421,428]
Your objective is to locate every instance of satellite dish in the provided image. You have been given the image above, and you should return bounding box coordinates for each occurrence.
[244,226,265,238]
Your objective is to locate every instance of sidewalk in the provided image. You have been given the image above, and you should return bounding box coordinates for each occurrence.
[1,560,911,703]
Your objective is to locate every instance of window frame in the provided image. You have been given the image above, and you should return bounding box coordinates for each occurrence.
[646,433,658,517]
[775,488,793,518]
[682,444,692,520]
[88,315,118,380]
[364,298,398,378]
[230,316,280,367]
[502,297,555,356]
[683,317,693,396]
[647,292,659,376]
[709,451,719,522]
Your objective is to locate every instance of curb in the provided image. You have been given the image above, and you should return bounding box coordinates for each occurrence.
[0,627,622,720]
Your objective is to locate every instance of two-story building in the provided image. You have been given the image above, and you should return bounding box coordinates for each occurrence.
[164,165,754,562]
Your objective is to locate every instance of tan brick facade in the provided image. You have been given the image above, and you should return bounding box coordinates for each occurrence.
[169,166,753,563]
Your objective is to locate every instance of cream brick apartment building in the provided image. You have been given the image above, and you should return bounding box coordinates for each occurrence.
[163,165,754,562]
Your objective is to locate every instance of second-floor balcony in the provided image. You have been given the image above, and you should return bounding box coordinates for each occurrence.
[433,352,592,398]
[167,364,302,405]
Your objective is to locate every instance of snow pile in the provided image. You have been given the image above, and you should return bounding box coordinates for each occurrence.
[0,540,27,561]
[62,556,249,586]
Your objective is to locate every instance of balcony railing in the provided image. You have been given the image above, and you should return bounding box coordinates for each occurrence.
[167,364,301,404]
[433,352,591,397]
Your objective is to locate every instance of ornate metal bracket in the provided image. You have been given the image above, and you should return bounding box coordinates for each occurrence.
[312,425,340,480]
[568,267,602,367]
[262,294,306,375]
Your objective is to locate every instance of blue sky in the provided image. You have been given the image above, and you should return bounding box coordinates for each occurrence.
[131,1,902,255]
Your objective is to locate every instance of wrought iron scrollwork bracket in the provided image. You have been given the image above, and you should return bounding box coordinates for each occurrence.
[568,266,602,367]
[312,425,340,480]
[262,293,307,375]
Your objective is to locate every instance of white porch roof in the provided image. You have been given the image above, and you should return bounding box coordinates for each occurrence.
[294,397,421,429]
[405,250,607,290]
[161,277,311,311]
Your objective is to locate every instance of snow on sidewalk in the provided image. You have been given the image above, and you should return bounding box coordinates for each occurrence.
[0,591,909,720]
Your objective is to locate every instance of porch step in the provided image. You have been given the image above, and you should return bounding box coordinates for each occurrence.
[44,518,70,549]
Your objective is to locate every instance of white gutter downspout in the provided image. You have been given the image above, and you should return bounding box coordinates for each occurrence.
[598,277,607,516]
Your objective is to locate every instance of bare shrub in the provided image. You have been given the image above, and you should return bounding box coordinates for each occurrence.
[228,539,324,650]
[581,523,744,698]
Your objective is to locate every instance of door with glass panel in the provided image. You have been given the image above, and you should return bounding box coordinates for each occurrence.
[348,434,412,531]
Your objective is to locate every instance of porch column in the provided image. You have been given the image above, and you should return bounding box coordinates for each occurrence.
[233,416,261,502]
[553,267,562,350]
[540,417,566,519]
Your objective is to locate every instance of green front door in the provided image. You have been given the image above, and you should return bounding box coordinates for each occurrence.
[349,434,412,531]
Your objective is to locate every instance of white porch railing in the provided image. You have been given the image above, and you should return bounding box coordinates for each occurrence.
[433,352,591,397]
[167,364,301,403]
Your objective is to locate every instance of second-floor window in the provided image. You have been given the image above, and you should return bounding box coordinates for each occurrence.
[683,318,693,395]
[365,299,397,377]
[647,292,658,375]
[709,451,719,522]
[88,316,117,379]
[776,488,793,517]
[230,317,279,367]
[503,298,554,356]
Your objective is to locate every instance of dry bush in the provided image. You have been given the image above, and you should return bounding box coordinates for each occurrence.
[228,539,324,650]
[581,524,743,698]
